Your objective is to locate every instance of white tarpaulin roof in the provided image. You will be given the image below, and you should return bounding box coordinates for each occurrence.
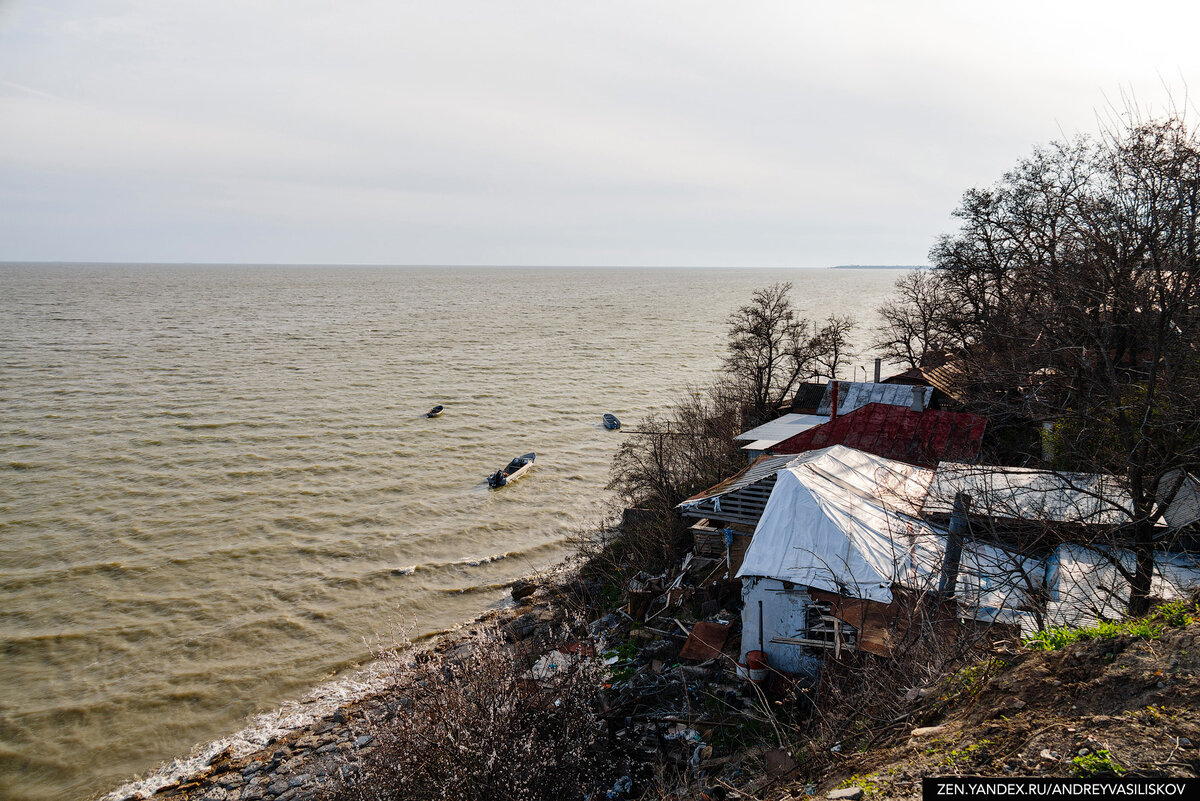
[737,446,1041,611]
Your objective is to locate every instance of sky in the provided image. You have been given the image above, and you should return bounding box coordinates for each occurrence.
[1,1,1198,267]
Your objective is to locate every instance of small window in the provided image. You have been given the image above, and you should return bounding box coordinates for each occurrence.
[804,601,857,651]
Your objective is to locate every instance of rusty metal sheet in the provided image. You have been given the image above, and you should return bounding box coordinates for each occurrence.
[773,402,986,468]
[678,621,730,661]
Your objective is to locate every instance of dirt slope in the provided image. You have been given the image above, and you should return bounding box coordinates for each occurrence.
[793,623,1200,800]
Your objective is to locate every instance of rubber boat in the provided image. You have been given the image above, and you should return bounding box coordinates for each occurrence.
[426,405,444,418]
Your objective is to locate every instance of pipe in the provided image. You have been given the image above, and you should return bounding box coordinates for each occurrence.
[874,357,881,383]
[758,599,764,651]
[937,492,971,599]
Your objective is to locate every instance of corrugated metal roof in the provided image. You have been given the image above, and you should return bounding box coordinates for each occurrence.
[734,413,828,445]
[1161,470,1200,529]
[923,463,1132,526]
[1047,544,1200,629]
[770,403,986,468]
[681,453,797,504]
[789,382,828,413]
[882,362,965,401]
[816,381,933,416]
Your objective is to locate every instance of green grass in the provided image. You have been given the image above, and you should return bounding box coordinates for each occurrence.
[836,772,882,798]
[942,739,994,768]
[1072,749,1125,777]
[942,658,1008,696]
[1024,599,1198,651]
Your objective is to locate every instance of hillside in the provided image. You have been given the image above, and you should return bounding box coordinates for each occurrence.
[786,616,1200,800]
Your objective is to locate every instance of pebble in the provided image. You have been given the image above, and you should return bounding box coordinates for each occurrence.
[217,773,245,788]
[910,726,947,737]
[827,788,864,801]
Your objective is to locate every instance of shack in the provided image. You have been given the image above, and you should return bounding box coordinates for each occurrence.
[735,446,1042,676]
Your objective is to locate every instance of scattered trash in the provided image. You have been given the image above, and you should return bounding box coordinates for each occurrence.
[525,650,580,681]
[607,775,633,798]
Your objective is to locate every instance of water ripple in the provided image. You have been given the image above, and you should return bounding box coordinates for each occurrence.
[0,263,900,801]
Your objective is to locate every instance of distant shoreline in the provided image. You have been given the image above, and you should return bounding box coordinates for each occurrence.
[830,264,928,270]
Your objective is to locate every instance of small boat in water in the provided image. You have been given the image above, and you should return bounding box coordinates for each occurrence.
[488,452,535,488]
[602,413,621,430]
[426,405,444,418]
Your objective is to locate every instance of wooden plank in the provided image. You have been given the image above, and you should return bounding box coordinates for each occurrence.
[770,636,855,651]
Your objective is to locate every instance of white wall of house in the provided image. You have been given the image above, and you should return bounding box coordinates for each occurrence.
[740,577,824,676]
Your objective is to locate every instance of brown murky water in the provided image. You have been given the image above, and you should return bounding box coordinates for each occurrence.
[0,264,902,800]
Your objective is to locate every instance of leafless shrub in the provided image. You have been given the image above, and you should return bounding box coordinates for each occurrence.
[806,607,1003,755]
[325,625,616,801]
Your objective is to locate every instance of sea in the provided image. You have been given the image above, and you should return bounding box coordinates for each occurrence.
[0,265,904,801]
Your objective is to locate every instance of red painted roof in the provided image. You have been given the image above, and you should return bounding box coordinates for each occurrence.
[769,402,986,467]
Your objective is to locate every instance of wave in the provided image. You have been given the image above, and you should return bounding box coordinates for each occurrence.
[176,420,274,431]
[383,539,568,580]
[387,550,516,576]
[437,580,514,596]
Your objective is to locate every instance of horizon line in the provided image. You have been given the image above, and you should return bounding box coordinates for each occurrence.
[0,260,924,269]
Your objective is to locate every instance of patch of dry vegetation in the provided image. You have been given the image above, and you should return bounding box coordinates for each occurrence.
[323,622,620,801]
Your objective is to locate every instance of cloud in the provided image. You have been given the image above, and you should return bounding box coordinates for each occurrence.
[1,1,1198,264]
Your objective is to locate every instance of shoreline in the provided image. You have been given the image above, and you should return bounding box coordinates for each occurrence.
[97,585,560,801]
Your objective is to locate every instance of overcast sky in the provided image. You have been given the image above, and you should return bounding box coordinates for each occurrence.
[1,1,1198,266]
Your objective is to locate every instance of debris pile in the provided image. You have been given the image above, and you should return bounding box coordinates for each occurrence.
[524,548,816,800]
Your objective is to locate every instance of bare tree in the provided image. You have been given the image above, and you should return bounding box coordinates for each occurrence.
[723,283,817,424]
[811,314,858,380]
[898,113,1200,615]
[723,284,857,422]
[874,270,967,368]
